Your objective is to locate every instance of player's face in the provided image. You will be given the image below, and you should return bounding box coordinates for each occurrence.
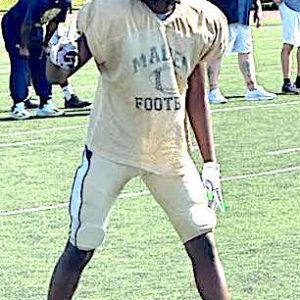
[141,0,180,13]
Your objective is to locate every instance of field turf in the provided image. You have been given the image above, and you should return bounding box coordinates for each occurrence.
[0,18,300,299]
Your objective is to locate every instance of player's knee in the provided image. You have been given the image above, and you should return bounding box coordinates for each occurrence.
[70,227,107,250]
[63,242,94,271]
[190,205,217,232]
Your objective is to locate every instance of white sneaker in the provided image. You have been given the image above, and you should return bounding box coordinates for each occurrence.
[208,88,228,104]
[36,100,63,117]
[10,102,31,120]
[245,86,277,101]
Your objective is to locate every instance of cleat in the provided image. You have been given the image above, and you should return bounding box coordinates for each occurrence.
[282,83,299,94]
[245,86,277,101]
[64,94,91,108]
[36,100,63,117]
[208,88,228,104]
[10,102,31,120]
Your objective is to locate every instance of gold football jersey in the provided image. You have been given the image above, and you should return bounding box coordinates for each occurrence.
[78,0,228,175]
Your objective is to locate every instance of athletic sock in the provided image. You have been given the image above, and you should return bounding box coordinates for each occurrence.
[295,76,300,88]
[62,85,74,101]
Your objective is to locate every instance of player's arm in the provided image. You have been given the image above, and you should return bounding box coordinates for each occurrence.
[186,63,226,211]
[186,63,216,163]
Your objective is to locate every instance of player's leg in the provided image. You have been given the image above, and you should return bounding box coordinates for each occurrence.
[238,51,256,90]
[28,46,62,117]
[295,47,300,89]
[207,58,227,104]
[24,69,39,109]
[7,50,32,119]
[47,241,94,300]
[279,2,299,93]
[184,232,228,300]
[60,80,91,108]
[233,25,257,91]
[142,158,229,299]
[1,15,31,119]
[281,43,295,91]
[206,23,240,105]
[236,25,276,100]
[48,148,138,299]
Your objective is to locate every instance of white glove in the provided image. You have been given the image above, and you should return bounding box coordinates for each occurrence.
[49,38,78,70]
[201,162,226,212]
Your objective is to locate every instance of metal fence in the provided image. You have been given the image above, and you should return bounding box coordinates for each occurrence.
[0,0,277,12]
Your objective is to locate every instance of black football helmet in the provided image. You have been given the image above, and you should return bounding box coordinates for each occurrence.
[142,0,181,6]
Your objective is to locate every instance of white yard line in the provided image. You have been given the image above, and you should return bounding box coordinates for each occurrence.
[0,191,150,217]
[268,147,300,156]
[212,100,300,113]
[1,165,299,217]
[0,124,86,138]
[222,165,300,181]
[0,140,41,147]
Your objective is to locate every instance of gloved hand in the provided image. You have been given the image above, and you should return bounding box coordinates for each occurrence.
[201,162,227,212]
[49,38,78,70]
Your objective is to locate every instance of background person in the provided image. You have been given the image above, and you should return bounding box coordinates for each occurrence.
[1,0,71,120]
[207,0,277,104]
[273,0,300,94]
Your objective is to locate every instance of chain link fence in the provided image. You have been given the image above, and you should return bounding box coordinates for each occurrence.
[0,0,277,12]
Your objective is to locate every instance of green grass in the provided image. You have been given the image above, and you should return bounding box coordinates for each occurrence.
[1,21,300,299]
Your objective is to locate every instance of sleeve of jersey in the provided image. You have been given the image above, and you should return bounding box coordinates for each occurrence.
[198,14,228,63]
[77,2,106,64]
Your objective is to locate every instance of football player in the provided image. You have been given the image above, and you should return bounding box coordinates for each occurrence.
[1,0,71,119]
[47,0,230,299]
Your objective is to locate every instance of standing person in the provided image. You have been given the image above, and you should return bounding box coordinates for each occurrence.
[47,0,230,299]
[1,0,71,120]
[273,0,300,94]
[207,0,277,104]
[48,24,91,108]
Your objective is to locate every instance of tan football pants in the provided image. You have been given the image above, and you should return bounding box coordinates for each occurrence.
[69,147,216,250]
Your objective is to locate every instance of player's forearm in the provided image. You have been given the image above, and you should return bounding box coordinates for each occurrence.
[186,64,217,163]
[69,35,93,76]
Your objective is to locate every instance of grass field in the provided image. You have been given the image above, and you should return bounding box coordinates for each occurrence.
[1,17,300,300]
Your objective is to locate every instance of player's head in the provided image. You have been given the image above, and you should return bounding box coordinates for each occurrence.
[141,0,180,13]
[141,0,180,5]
